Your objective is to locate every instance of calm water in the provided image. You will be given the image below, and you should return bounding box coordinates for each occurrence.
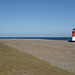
[0,37,71,41]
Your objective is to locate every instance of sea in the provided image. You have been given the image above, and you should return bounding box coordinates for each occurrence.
[0,37,72,41]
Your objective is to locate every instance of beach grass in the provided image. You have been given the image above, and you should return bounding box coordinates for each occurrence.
[0,42,74,75]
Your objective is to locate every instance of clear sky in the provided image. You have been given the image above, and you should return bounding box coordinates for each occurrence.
[0,0,75,37]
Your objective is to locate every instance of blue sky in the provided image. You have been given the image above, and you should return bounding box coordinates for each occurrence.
[0,0,75,37]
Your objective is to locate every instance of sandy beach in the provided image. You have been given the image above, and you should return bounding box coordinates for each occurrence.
[0,39,75,73]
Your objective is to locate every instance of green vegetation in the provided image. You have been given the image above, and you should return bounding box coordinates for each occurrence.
[0,42,74,75]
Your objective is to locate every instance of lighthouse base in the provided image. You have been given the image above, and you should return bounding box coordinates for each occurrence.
[68,40,75,42]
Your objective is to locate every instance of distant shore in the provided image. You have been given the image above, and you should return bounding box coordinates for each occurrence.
[0,39,75,73]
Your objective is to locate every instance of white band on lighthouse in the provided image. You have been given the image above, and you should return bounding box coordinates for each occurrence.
[72,37,75,41]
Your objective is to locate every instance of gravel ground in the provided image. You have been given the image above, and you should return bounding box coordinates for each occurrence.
[0,39,75,73]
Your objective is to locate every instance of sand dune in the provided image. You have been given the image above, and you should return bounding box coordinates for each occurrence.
[0,39,75,73]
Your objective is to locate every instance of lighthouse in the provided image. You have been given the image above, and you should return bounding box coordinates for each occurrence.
[68,28,75,42]
[72,28,75,41]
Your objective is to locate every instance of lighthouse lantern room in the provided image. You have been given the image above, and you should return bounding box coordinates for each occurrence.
[72,28,75,41]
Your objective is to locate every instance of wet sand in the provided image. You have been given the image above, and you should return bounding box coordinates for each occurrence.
[0,39,75,73]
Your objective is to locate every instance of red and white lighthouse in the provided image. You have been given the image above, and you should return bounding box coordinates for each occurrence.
[72,28,75,41]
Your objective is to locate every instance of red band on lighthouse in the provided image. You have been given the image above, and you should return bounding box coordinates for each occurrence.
[72,31,75,36]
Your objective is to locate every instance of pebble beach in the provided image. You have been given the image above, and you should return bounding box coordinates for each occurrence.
[0,39,75,73]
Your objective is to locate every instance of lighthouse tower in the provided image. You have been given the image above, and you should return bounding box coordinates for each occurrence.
[72,28,75,41]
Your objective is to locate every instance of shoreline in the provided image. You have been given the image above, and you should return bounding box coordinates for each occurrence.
[0,37,71,41]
